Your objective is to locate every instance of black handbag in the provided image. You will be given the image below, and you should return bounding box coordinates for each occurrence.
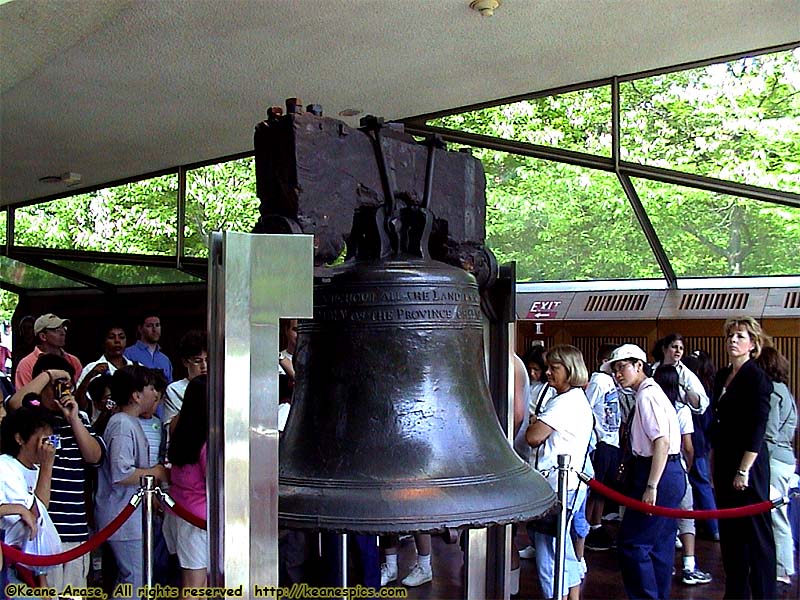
[614,405,636,490]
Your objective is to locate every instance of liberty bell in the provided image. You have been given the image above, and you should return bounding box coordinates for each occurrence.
[278,122,555,533]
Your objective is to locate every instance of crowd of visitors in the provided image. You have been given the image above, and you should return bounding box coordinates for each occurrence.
[0,311,798,600]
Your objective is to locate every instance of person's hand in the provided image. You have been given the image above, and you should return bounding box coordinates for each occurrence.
[642,486,657,506]
[733,471,749,491]
[46,369,71,383]
[37,435,57,467]
[152,464,170,484]
[19,507,38,540]
[89,363,110,377]
[56,389,80,422]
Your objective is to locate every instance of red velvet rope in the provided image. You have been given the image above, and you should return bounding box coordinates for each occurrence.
[1,503,137,567]
[584,476,776,519]
[165,498,207,531]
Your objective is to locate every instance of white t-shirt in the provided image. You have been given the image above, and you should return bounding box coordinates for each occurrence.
[676,403,694,436]
[585,371,621,447]
[164,377,190,426]
[0,454,39,547]
[76,355,133,389]
[676,403,694,470]
[652,360,709,414]
[0,454,62,571]
[532,387,593,491]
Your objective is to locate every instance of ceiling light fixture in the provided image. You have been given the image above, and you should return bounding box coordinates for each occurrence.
[470,0,501,17]
[38,172,82,186]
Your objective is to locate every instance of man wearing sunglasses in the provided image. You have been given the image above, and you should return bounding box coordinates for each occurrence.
[14,313,83,389]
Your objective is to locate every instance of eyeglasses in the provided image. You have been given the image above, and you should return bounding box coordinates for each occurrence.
[611,361,634,375]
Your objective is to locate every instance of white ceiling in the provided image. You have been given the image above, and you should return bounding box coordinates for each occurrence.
[1,0,798,207]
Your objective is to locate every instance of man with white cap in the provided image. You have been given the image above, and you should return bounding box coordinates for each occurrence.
[14,313,83,388]
[602,343,684,600]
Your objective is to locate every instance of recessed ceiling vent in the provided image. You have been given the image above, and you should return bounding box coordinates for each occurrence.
[784,291,800,309]
[679,292,749,312]
[584,294,648,312]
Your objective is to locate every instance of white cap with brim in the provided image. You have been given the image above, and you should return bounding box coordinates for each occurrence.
[600,343,648,374]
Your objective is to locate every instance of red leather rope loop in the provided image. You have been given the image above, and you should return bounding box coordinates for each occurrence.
[584,475,776,519]
[1,503,137,567]
[164,497,207,531]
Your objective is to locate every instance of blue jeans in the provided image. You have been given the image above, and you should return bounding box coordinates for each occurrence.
[618,456,685,600]
[534,490,583,598]
[688,456,718,536]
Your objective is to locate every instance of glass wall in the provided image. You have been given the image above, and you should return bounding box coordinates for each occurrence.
[620,49,800,193]
[14,174,179,255]
[633,178,800,277]
[433,86,612,156]
[477,148,659,281]
[184,157,260,258]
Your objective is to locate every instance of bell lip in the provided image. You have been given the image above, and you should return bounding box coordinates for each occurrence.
[277,494,557,535]
[278,481,557,535]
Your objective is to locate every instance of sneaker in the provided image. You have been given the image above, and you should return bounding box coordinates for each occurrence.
[682,568,712,585]
[585,527,614,551]
[402,564,433,587]
[602,511,621,522]
[380,563,397,586]
[518,545,535,559]
[675,537,683,550]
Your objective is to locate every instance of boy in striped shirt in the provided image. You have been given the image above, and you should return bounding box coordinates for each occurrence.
[7,353,106,594]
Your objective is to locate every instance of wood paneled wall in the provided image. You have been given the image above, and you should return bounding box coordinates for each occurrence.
[517,317,800,456]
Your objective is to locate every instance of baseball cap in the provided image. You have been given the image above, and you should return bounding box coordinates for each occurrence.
[34,313,70,335]
[600,343,648,374]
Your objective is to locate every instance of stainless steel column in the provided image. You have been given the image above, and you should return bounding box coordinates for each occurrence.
[207,231,314,590]
[465,528,487,600]
[141,475,156,589]
[553,454,571,598]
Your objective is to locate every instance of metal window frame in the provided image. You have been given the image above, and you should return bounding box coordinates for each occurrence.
[1,43,798,293]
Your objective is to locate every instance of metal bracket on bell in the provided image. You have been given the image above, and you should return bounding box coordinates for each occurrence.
[360,115,399,258]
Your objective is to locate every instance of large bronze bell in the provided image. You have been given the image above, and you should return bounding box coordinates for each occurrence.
[279,256,556,533]
[278,121,555,533]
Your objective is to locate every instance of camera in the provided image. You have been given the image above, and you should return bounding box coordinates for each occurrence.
[47,434,61,450]
[54,381,71,400]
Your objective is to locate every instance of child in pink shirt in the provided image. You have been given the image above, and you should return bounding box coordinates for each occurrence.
[166,375,208,596]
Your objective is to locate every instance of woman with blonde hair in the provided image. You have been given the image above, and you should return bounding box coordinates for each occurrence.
[526,344,592,600]
[711,316,775,599]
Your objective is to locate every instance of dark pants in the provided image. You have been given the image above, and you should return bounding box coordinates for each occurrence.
[714,452,776,600]
[319,533,380,591]
[617,455,685,600]
[688,456,719,537]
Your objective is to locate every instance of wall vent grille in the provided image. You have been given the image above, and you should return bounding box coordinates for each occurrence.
[584,294,648,312]
[679,292,749,311]
[784,291,800,309]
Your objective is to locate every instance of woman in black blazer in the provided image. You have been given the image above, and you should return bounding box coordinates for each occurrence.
[711,316,775,599]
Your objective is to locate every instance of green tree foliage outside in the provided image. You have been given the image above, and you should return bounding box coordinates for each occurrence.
[14,174,180,254]
[184,157,260,257]
[433,49,800,281]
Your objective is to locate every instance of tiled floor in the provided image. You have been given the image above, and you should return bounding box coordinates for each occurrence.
[390,526,799,599]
